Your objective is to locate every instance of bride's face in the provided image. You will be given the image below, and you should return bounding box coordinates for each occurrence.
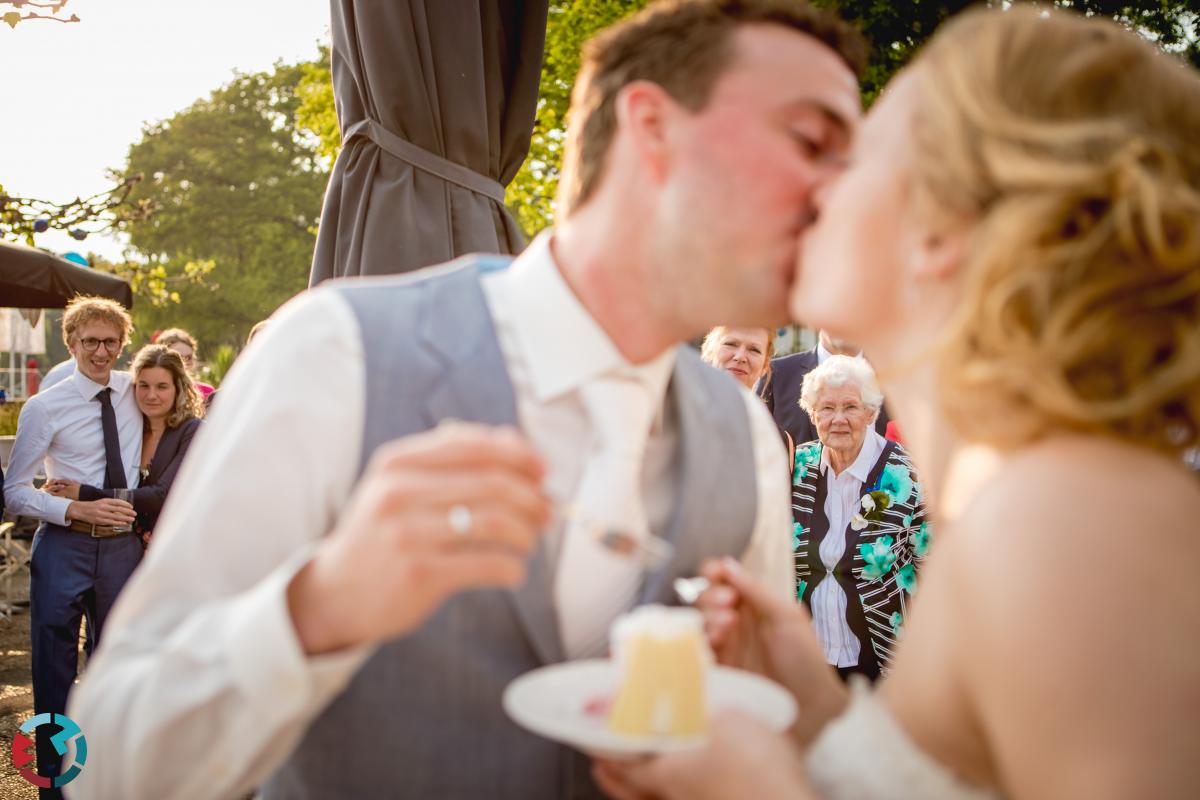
[789,72,932,359]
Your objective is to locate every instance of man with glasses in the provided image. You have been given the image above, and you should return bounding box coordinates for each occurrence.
[3,295,142,799]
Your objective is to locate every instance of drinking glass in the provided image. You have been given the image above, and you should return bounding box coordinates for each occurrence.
[112,489,134,533]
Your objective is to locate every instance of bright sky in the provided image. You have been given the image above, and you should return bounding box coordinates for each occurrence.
[0,0,331,261]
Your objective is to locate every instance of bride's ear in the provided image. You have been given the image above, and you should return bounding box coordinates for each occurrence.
[906,220,971,284]
[896,213,971,317]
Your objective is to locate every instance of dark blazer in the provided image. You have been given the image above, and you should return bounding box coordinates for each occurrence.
[80,417,202,532]
[791,438,929,679]
[764,348,890,444]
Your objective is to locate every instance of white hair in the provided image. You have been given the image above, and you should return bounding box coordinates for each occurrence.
[798,354,884,420]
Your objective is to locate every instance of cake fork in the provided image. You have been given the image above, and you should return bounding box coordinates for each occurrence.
[672,576,711,605]
[556,501,675,572]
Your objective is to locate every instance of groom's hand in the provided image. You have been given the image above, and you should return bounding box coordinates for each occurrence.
[287,422,551,656]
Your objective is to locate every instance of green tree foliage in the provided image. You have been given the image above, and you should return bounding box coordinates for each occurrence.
[91,254,215,309]
[508,0,1197,234]
[116,60,329,350]
[296,46,340,166]
[814,1,1199,105]
[252,0,1198,241]
[201,343,237,388]
[506,0,649,238]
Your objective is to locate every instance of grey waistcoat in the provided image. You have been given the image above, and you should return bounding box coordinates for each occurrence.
[262,257,758,799]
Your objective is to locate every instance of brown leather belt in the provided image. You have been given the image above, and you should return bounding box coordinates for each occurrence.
[67,520,132,538]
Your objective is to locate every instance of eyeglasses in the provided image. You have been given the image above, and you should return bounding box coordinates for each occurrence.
[815,404,866,420]
[79,337,123,353]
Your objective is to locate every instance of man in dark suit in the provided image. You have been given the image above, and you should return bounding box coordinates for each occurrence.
[763,329,890,445]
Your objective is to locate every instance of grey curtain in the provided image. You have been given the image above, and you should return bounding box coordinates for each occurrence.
[309,0,549,285]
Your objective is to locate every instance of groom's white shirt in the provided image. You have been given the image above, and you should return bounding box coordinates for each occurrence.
[68,233,792,800]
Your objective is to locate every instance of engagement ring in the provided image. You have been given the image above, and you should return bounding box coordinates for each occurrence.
[448,504,473,537]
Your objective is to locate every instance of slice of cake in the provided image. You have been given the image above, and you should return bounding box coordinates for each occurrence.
[607,605,710,738]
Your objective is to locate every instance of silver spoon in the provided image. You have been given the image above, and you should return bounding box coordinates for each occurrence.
[672,576,711,605]
[557,501,675,571]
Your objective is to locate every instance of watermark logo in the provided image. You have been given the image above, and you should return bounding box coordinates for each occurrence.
[11,713,88,789]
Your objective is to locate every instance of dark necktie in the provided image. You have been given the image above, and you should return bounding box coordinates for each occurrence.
[95,388,127,490]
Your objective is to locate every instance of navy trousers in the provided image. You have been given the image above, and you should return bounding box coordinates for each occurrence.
[30,523,142,799]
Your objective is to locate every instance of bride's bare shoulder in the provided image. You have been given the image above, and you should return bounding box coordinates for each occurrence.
[956,435,1198,546]
[942,434,1199,662]
[938,437,1200,794]
[940,434,1198,661]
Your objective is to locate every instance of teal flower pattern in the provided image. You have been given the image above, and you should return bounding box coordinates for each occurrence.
[878,463,914,506]
[792,444,822,484]
[913,522,932,558]
[791,443,927,679]
[792,522,806,551]
[859,535,896,581]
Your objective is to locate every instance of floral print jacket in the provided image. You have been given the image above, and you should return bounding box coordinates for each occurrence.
[790,439,931,678]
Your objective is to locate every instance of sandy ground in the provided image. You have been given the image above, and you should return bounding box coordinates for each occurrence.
[0,609,37,800]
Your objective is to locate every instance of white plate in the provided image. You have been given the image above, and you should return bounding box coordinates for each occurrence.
[502,659,797,760]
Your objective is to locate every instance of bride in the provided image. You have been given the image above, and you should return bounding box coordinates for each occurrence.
[596,6,1200,799]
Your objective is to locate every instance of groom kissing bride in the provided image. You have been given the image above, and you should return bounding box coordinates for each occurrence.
[70,1,1200,799]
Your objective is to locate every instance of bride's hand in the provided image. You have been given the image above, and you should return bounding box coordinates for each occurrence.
[43,479,81,500]
[696,558,848,744]
[593,711,815,800]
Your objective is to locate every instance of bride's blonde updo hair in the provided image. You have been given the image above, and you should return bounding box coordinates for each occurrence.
[912,6,1200,456]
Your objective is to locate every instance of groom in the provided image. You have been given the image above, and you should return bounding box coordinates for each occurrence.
[68,2,865,798]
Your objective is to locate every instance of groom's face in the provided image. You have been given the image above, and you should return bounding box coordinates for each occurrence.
[655,24,860,330]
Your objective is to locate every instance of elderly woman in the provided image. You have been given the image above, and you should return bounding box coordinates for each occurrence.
[45,345,204,546]
[790,354,928,682]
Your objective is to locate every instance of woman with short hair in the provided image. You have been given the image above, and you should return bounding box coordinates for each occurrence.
[700,326,775,394]
[701,326,796,466]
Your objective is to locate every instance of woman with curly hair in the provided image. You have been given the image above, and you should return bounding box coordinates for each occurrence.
[46,345,205,546]
[598,6,1200,799]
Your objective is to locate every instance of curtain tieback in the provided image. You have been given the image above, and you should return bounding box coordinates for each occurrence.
[344,118,507,205]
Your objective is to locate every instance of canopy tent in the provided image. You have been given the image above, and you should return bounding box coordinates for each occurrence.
[0,239,133,309]
[309,0,549,285]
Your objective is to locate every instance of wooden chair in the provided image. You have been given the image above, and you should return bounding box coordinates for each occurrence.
[0,520,31,618]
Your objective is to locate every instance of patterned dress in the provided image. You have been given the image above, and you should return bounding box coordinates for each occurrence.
[791,439,931,678]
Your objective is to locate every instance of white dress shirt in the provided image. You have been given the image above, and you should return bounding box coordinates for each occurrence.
[815,341,863,365]
[68,232,793,800]
[4,368,141,525]
[811,429,886,668]
[38,358,77,393]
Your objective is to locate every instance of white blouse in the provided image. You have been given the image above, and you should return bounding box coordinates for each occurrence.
[811,430,886,667]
